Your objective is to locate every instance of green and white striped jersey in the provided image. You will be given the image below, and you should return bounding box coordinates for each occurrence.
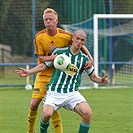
[45,46,94,93]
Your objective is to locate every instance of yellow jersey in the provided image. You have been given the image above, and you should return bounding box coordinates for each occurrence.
[34,28,72,76]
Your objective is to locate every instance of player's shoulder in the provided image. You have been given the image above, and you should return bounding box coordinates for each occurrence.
[58,28,72,36]
[80,51,89,59]
[52,47,69,55]
[35,29,46,38]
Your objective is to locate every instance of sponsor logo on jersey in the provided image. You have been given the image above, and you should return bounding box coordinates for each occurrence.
[65,64,78,76]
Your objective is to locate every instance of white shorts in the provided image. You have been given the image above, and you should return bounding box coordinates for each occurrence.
[43,91,87,111]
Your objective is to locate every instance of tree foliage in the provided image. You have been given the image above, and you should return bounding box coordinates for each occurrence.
[0,0,133,57]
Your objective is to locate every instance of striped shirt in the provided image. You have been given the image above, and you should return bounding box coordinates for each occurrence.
[45,46,94,93]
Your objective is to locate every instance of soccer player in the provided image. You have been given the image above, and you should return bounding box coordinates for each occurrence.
[16,30,109,133]
[27,8,93,133]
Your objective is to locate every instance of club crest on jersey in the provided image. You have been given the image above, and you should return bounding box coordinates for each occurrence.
[77,60,81,64]
[65,64,78,76]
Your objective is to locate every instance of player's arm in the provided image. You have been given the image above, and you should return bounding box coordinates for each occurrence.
[38,48,62,62]
[81,45,93,68]
[89,72,109,84]
[15,62,51,77]
[34,35,57,62]
[37,54,57,63]
[85,65,109,84]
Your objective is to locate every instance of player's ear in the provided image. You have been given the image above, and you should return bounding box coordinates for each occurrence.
[56,18,58,23]
[72,34,74,42]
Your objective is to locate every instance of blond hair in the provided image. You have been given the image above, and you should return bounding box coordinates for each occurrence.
[43,8,58,19]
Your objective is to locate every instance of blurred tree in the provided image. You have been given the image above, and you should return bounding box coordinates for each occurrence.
[0,0,5,41]
[0,0,133,57]
[1,0,32,56]
[56,0,105,24]
[113,0,133,14]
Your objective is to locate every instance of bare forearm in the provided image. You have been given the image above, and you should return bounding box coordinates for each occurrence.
[81,46,93,60]
[28,64,46,75]
[90,73,109,84]
[15,63,47,77]
[38,55,56,63]
[90,74,102,83]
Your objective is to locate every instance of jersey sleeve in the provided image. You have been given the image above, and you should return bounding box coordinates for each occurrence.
[51,47,68,55]
[51,48,59,55]
[85,66,95,76]
[44,48,61,67]
[82,52,94,76]
[43,48,60,68]
[44,61,53,68]
[34,35,45,55]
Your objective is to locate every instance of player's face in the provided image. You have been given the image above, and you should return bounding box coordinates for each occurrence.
[72,34,86,49]
[44,13,58,29]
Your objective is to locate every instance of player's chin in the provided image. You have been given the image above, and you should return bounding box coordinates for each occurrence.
[77,45,82,49]
[45,25,52,30]
[46,25,53,29]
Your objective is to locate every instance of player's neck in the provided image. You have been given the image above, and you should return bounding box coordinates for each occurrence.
[70,45,80,55]
[46,28,57,36]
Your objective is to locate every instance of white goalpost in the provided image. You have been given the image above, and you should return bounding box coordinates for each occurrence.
[93,14,133,88]
[61,14,133,89]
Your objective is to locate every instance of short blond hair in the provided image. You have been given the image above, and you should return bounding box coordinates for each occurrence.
[43,8,58,19]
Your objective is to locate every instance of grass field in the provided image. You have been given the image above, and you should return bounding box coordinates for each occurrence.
[0,87,132,133]
[1,66,133,87]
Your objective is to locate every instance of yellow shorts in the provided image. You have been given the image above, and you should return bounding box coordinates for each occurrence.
[32,75,51,99]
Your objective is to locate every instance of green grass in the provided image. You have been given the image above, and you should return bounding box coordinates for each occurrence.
[0,87,132,133]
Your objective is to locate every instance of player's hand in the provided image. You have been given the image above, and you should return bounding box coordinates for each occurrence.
[101,75,109,84]
[15,68,29,77]
[84,59,93,69]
